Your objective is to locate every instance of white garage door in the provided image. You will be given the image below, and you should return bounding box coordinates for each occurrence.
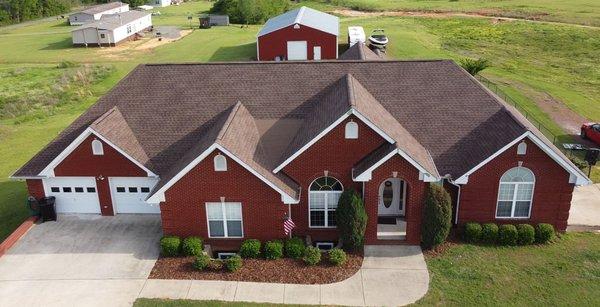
[287,41,308,60]
[43,177,100,214]
[109,177,160,214]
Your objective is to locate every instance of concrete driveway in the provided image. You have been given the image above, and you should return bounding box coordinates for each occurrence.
[0,214,161,307]
[569,183,600,228]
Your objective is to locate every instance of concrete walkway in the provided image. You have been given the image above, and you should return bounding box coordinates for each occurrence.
[138,245,430,306]
[569,183,600,227]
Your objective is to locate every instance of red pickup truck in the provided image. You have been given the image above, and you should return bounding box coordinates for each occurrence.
[581,123,600,146]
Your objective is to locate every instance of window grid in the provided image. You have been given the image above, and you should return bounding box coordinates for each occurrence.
[309,190,342,228]
[496,167,535,219]
[206,202,243,238]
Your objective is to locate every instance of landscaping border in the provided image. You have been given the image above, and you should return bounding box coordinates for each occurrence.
[0,216,38,258]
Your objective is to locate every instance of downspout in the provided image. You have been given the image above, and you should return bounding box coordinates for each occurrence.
[443,175,461,225]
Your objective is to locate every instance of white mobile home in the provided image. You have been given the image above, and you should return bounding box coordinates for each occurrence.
[148,0,171,7]
[71,11,152,47]
[69,2,130,26]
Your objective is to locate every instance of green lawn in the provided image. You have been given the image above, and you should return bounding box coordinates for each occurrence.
[133,233,600,306]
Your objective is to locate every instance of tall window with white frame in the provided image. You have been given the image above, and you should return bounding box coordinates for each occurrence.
[496,167,535,218]
[206,202,243,238]
[309,177,343,228]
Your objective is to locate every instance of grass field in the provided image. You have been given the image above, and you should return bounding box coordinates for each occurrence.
[133,233,600,306]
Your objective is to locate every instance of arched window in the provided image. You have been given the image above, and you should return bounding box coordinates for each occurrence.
[496,167,535,218]
[309,176,343,227]
[517,141,527,155]
[91,139,104,155]
[345,121,358,139]
[214,154,227,171]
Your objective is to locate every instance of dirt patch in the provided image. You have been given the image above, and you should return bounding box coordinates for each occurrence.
[134,29,192,51]
[96,29,192,60]
[149,253,363,284]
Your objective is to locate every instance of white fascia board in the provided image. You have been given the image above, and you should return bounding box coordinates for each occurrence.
[353,149,397,182]
[353,148,438,182]
[350,109,395,143]
[38,127,157,178]
[273,111,351,173]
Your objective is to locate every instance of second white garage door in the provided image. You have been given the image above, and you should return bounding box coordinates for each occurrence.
[109,177,160,214]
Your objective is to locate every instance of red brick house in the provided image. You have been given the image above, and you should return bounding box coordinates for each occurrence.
[12,61,590,251]
[257,7,338,61]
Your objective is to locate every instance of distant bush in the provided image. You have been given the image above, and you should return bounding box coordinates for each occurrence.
[225,255,242,272]
[463,222,482,243]
[284,237,305,259]
[459,58,490,76]
[303,246,321,265]
[264,240,284,260]
[336,189,368,251]
[498,224,518,246]
[481,223,499,244]
[421,184,452,249]
[181,237,204,256]
[517,224,535,245]
[193,254,210,270]
[536,223,555,244]
[239,239,261,258]
[57,61,79,69]
[328,248,347,266]
[209,0,289,24]
[570,156,588,171]
[160,236,181,257]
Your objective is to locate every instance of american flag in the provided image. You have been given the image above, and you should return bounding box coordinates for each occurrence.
[284,217,296,236]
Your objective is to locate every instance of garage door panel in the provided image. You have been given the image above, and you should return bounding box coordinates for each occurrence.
[43,177,100,214]
[287,41,307,60]
[110,177,160,214]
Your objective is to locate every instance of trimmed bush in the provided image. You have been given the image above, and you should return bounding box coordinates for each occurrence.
[463,222,482,243]
[498,224,518,246]
[517,224,535,245]
[225,255,242,272]
[160,236,181,257]
[536,223,555,244]
[239,239,261,258]
[193,253,210,270]
[264,240,284,260]
[207,259,224,271]
[481,223,499,244]
[336,189,368,251]
[328,248,347,266]
[421,184,452,249]
[303,246,321,266]
[284,237,305,259]
[181,237,204,256]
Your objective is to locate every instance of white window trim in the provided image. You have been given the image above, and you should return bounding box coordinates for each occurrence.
[308,177,343,229]
[206,202,244,238]
[315,242,335,250]
[495,168,535,219]
[91,139,104,155]
[517,141,527,155]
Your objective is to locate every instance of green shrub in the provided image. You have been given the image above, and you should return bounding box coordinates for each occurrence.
[336,189,368,251]
[210,0,289,24]
[284,237,305,259]
[264,240,284,260]
[225,255,242,272]
[193,254,210,270]
[570,156,588,171]
[498,224,518,246]
[481,223,499,244]
[303,246,321,266]
[463,222,482,243]
[57,61,79,69]
[459,58,490,76]
[207,259,224,271]
[239,239,261,258]
[181,237,204,256]
[517,224,535,245]
[328,248,347,266]
[536,223,555,243]
[421,184,452,249]
[160,236,181,257]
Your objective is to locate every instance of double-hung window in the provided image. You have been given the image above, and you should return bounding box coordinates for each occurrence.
[206,202,243,238]
[309,177,343,228]
[496,167,535,218]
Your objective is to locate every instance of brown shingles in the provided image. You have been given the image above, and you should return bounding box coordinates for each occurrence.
[339,43,385,61]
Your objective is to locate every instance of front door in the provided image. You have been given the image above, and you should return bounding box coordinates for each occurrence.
[378,178,405,216]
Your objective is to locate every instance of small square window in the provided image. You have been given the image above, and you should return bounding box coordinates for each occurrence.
[129,187,138,193]
[51,187,60,193]
[315,242,335,250]
[63,187,72,193]
[216,252,236,260]
[87,187,96,193]
[116,187,126,193]
[141,187,150,193]
[75,187,84,193]
[100,34,106,39]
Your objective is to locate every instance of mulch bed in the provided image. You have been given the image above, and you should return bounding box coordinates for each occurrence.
[149,253,363,284]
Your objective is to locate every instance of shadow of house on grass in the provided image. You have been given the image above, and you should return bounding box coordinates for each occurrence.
[208,42,256,62]
[41,37,74,50]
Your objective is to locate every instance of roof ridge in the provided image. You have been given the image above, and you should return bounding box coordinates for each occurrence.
[143,59,450,66]
[345,73,357,107]
[294,6,306,24]
[91,106,119,126]
[217,101,243,141]
[357,44,365,60]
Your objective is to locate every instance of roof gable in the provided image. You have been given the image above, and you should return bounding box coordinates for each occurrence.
[339,43,385,61]
[257,6,339,37]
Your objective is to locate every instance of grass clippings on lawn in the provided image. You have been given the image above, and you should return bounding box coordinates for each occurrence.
[149,253,362,284]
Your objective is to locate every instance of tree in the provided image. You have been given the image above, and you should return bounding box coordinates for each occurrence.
[421,183,452,249]
[459,57,489,76]
[210,0,289,24]
[336,189,368,251]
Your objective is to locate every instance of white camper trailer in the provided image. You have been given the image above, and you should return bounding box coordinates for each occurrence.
[347,26,366,47]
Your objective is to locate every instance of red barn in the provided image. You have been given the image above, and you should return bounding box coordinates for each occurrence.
[257,6,339,61]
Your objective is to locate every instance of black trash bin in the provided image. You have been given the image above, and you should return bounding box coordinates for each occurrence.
[38,196,57,222]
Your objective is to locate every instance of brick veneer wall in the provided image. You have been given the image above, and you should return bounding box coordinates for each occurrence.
[458,139,574,231]
[26,179,45,199]
[364,155,426,245]
[281,116,386,242]
[53,135,147,215]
